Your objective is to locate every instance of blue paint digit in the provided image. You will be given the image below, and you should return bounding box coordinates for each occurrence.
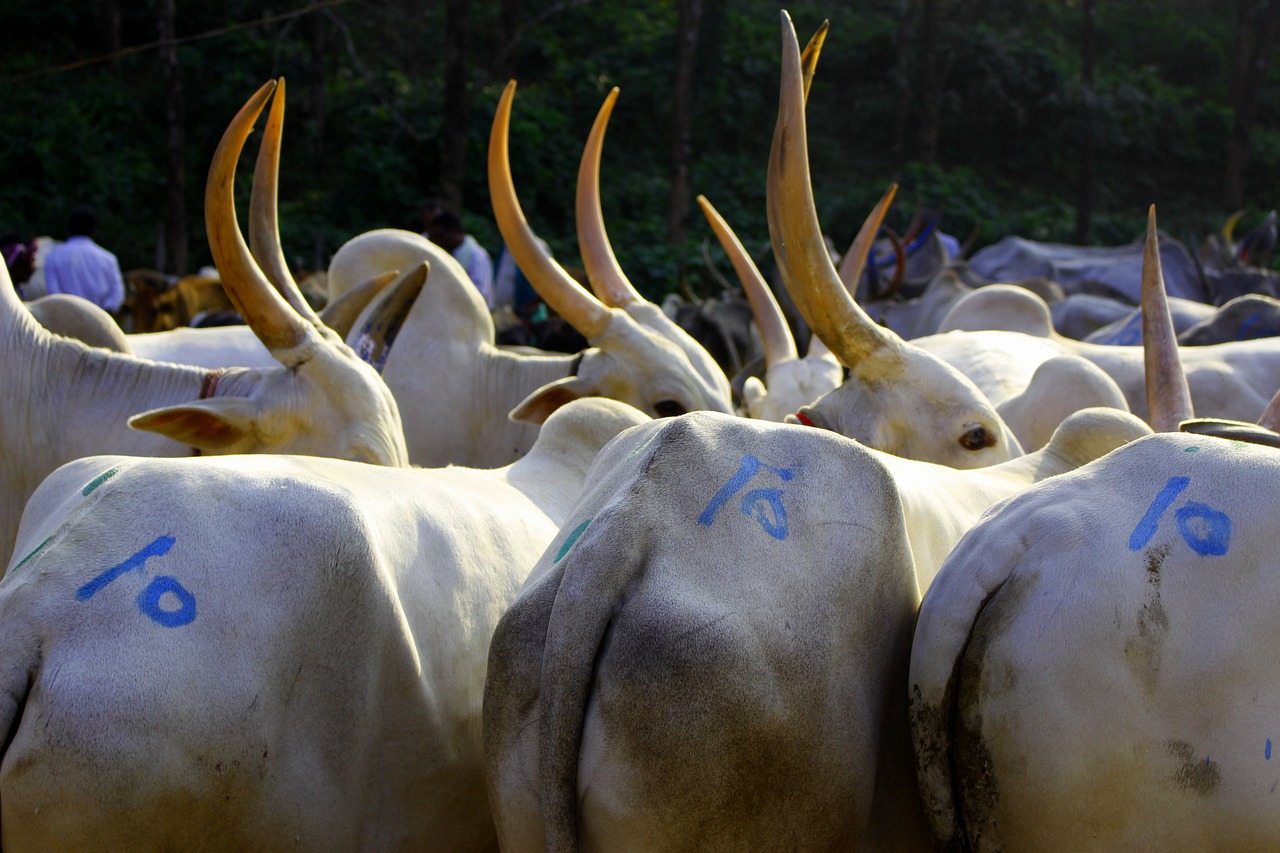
[1174,502,1232,556]
[77,536,176,600]
[1129,476,1232,557]
[699,455,796,538]
[137,575,197,628]
[1267,739,1272,760]
[741,488,788,540]
[698,455,763,527]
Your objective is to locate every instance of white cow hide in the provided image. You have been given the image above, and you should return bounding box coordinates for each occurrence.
[0,396,648,852]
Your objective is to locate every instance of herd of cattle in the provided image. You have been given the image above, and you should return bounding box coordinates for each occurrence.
[3,10,1280,851]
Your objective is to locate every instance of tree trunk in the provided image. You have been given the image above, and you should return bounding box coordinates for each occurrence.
[890,0,914,169]
[441,0,471,214]
[1074,0,1096,244]
[665,0,704,246]
[158,0,186,275]
[309,13,327,272]
[1224,0,1280,211]
[916,0,941,163]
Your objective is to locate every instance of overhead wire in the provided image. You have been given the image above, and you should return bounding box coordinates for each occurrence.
[0,0,355,87]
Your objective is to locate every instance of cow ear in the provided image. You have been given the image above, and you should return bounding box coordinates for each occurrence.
[509,375,594,425]
[129,398,258,452]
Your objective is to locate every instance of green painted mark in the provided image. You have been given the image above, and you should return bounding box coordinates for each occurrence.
[555,518,593,563]
[11,537,52,573]
[83,466,121,496]
[1184,446,1200,453]
[626,432,659,461]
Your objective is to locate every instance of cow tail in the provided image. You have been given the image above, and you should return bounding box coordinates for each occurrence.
[537,508,643,853]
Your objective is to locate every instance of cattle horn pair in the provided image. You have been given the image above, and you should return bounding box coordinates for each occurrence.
[692,20,834,373]
[489,81,612,340]
[208,80,406,358]
[767,11,907,377]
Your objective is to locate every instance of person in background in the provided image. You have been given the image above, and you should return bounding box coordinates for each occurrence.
[42,206,125,314]
[493,239,544,314]
[0,233,36,298]
[421,202,495,308]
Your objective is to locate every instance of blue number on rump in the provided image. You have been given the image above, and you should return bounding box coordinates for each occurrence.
[699,454,797,539]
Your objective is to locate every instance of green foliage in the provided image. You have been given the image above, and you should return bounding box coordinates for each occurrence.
[1,0,1279,287]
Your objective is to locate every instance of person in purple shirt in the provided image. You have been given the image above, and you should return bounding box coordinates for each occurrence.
[43,206,125,314]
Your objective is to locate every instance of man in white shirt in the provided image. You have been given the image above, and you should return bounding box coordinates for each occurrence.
[43,206,125,314]
[422,204,495,308]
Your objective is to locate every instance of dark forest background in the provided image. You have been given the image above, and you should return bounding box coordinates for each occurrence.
[2,0,1279,299]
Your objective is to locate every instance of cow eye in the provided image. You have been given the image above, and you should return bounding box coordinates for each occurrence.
[959,425,995,451]
[654,399,687,418]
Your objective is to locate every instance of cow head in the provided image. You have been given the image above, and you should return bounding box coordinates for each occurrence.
[129,79,413,466]
[491,81,735,424]
[768,12,1020,468]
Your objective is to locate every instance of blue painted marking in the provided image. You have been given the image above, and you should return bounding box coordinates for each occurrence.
[1237,313,1262,341]
[1174,502,1232,556]
[137,575,197,628]
[554,518,593,563]
[1266,739,1272,760]
[741,488,788,540]
[699,454,796,538]
[1128,477,1190,551]
[76,536,176,601]
[1184,446,1200,453]
[82,466,121,497]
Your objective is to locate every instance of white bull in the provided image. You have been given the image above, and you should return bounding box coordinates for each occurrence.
[0,396,648,852]
[482,402,1149,851]
[479,16,1159,851]
[760,21,1023,467]
[324,80,733,468]
[909,423,1280,851]
[0,79,416,560]
[908,228,1280,849]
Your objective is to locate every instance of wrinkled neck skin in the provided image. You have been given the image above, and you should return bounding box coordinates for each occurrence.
[383,320,578,468]
[0,309,223,558]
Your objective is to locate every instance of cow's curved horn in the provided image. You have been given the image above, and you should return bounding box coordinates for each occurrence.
[1142,205,1194,432]
[767,12,904,371]
[490,80,611,339]
[697,195,797,367]
[206,79,309,352]
[319,269,400,338]
[576,88,644,309]
[248,77,325,327]
[350,263,429,374]
[798,17,884,306]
